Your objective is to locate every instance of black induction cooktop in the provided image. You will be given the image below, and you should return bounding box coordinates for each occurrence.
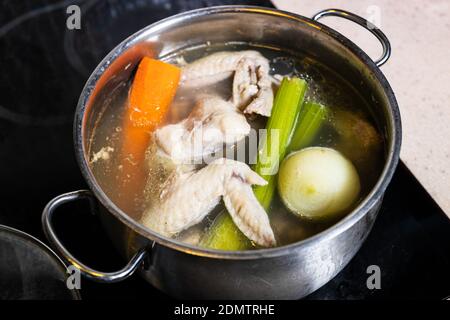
[0,0,449,300]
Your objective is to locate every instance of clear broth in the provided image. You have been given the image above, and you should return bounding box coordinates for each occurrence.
[89,42,385,248]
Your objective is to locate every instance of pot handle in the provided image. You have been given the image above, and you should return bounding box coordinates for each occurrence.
[42,190,148,283]
[312,8,391,67]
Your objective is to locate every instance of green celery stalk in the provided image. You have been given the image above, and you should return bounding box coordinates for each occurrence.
[200,77,307,250]
[288,101,328,152]
[200,211,251,250]
[252,78,308,211]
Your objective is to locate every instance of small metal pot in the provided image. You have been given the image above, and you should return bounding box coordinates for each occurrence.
[42,6,401,299]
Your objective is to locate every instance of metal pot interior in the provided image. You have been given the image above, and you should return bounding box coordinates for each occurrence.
[76,6,400,257]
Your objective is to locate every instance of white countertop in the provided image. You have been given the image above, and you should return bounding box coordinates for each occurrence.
[273,0,450,218]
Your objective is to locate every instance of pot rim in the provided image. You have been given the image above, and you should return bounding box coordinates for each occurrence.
[74,5,401,260]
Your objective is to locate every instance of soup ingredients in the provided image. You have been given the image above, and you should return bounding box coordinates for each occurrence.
[200,209,252,250]
[181,51,274,116]
[181,50,267,88]
[129,58,180,127]
[140,59,277,246]
[223,175,276,247]
[288,102,328,152]
[123,57,180,159]
[155,96,250,163]
[200,77,307,250]
[232,56,273,116]
[141,158,276,247]
[278,147,360,221]
[334,110,382,185]
[118,58,180,212]
[253,77,307,209]
[122,57,180,165]
[90,45,386,251]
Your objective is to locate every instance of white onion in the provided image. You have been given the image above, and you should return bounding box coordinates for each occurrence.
[278,147,360,220]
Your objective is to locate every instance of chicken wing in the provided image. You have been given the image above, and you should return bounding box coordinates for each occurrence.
[181,51,274,117]
[141,158,276,247]
[154,96,250,164]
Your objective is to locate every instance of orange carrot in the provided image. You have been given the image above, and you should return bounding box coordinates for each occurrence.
[118,57,180,212]
[122,58,180,161]
[128,58,181,129]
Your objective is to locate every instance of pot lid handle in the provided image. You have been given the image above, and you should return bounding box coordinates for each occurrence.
[42,190,150,284]
[312,8,391,67]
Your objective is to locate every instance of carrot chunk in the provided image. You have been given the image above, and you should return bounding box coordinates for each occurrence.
[123,57,180,160]
[128,57,181,130]
[118,57,180,212]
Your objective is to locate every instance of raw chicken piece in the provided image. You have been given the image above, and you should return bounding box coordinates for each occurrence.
[232,58,273,117]
[181,51,274,117]
[141,158,276,247]
[154,96,250,163]
[223,178,277,247]
[181,51,267,86]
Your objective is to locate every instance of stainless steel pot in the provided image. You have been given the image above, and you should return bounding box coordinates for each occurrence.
[42,6,401,299]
